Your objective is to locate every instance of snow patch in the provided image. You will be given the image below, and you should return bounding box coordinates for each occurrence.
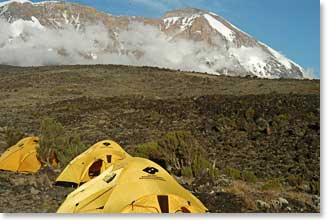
[209,12,218,16]
[62,11,69,24]
[71,13,80,30]
[230,46,270,77]
[48,18,62,28]
[0,4,8,16]
[227,21,251,37]
[203,14,235,42]
[163,16,180,29]
[180,15,199,31]
[34,1,59,5]
[266,45,292,69]
[259,42,302,71]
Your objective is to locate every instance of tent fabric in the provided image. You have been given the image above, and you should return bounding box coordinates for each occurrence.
[120,194,204,213]
[0,137,41,173]
[57,157,208,213]
[55,140,131,187]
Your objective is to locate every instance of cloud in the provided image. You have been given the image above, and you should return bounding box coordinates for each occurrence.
[0,18,304,78]
[302,67,316,79]
[0,19,112,66]
[0,18,236,73]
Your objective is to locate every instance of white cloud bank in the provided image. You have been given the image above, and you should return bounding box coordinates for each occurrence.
[0,19,239,74]
[302,68,316,79]
[0,18,311,78]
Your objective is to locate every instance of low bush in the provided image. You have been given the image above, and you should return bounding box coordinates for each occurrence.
[273,113,290,128]
[4,127,25,147]
[225,167,241,180]
[245,107,256,121]
[181,166,193,178]
[242,170,257,183]
[133,131,217,179]
[261,178,282,191]
[38,117,86,168]
[286,175,303,187]
[133,141,160,158]
[309,181,320,195]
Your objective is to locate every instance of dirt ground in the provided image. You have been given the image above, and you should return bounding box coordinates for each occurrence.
[0,64,320,213]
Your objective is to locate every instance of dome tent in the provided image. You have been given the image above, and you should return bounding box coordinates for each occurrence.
[0,137,41,173]
[55,140,131,187]
[57,157,208,213]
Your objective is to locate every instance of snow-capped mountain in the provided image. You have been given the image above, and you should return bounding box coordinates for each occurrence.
[0,0,304,78]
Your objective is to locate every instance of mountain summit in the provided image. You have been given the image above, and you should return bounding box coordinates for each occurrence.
[0,0,304,78]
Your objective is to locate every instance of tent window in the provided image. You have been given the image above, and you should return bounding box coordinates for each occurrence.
[180,207,191,213]
[88,159,103,178]
[103,173,116,183]
[107,155,112,163]
[157,195,169,213]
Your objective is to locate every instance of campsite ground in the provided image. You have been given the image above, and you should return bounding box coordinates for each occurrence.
[0,64,320,213]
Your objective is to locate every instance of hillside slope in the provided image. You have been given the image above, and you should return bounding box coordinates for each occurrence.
[0,65,320,212]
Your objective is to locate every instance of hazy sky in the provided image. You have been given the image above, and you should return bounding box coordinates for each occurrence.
[3,0,321,77]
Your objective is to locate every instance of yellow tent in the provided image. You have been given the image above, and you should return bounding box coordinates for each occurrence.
[0,137,41,173]
[55,140,131,187]
[57,157,208,213]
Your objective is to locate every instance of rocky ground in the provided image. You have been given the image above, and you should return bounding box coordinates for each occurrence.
[0,64,320,213]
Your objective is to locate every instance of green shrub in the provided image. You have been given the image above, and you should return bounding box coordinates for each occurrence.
[305,112,319,122]
[192,155,211,176]
[214,115,237,132]
[133,141,159,158]
[38,117,86,168]
[242,171,257,183]
[192,155,219,179]
[225,167,241,179]
[133,131,216,179]
[148,111,161,120]
[4,127,25,147]
[286,175,303,187]
[273,114,290,127]
[245,107,256,121]
[261,178,282,190]
[59,134,87,166]
[208,166,220,179]
[38,117,66,165]
[276,114,290,121]
[309,181,320,194]
[181,166,193,178]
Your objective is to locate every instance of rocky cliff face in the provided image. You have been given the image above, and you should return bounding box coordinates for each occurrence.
[0,0,304,78]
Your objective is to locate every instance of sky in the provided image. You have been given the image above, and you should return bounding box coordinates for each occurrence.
[2,0,321,77]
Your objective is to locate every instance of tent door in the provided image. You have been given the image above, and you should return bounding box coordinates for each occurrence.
[107,155,112,163]
[88,159,103,178]
[157,195,169,213]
